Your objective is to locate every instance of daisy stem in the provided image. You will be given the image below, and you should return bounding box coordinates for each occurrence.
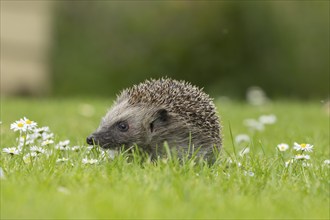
[22,131,27,149]
[301,166,310,187]
[277,150,285,164]
[18,131,28,167]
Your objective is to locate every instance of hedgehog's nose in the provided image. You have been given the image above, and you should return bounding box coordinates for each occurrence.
[86,135,95,145]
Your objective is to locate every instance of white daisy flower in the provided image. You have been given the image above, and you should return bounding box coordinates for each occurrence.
[23,117,37,130]
[235,134,250,144]
[30,133,42,141]
[41,139,54,146]
[2,147,21,155]
[259,114,277,125]
[58,140,70,146]
[239,147,250,157]
[71,146,82,151]
[56,158,69,163]
[30,146,46,154]
[324,159,330,165]
[10,119,27,132]
[82,158,98,165]
[244,119,264,131]
[277,143,289,152]
[55,140,71,150]
[294,154,311,160]
[27,133,39,142]
[42,133,54,141]
[35,126,50,134]
[55,140,70,149]
[293,142,313,152]
[55,146,71,151]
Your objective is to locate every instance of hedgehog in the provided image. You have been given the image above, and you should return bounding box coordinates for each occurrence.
[86,78,221,160]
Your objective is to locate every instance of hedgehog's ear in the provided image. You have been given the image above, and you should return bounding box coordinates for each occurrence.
[150,109,169,132]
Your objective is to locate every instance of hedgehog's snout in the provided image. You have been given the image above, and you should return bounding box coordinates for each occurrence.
[86,135,95,145]
[86,132,111,148]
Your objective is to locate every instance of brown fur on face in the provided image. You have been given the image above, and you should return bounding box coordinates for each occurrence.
[87,78,222,160]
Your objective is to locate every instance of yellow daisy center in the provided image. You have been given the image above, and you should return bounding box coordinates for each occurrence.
[300,143,306,148]
[26,120,32,124]
[17,123,24,128]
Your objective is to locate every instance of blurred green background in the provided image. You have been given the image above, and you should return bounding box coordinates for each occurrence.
[7,1,327,99]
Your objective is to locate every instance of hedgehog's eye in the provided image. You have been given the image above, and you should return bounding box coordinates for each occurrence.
[117,121,129,132]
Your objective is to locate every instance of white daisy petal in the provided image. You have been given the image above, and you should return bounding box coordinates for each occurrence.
[294,154,310,160]
[41,139,54,147]
[277,143,289,152]
[2,147,21,155]
[293,142,313,152]
[10,119,27,132]
[23,117,37,131]
[30,146,46,154]
[235,134,250,144]
[82,158,98,164]
[244,119,264,131]
[259,114,277,124]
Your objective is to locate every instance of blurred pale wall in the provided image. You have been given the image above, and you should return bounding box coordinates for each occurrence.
[0,1,53,96]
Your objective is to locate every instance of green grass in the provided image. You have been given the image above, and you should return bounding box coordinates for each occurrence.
[1,98,329,219]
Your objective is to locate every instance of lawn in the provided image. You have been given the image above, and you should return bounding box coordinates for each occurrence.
[1,98,329,219]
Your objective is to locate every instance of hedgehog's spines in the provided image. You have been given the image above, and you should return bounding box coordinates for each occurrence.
[117,78,221,146]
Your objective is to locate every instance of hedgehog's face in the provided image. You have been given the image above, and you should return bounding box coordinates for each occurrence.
[86,100,170,150]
